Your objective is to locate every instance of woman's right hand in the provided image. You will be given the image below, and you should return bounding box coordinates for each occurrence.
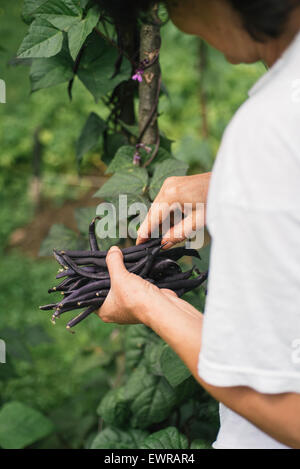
[137,172,211,249]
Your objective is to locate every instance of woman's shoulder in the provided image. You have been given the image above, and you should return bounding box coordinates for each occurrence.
[212,78,300,210]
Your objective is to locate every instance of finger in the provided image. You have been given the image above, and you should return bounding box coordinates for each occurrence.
[162,210,204,247]
[137,201,171,245]
[106,246,128,287]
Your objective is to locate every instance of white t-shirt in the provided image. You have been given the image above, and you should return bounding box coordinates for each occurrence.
[198,30,300,449]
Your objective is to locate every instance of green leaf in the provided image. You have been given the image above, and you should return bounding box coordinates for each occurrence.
[39,224,81,256]
[22,0,49,24]
[68,7,99,60]
[74,207,97,236]
[30,42,74,92]
[94,210,120,250]
[149,158,189,200]
[190,439,212,449]
[77,32,131,100]
[105,145,171,175]
[0,402,54,449]
[140,427,189,450]
[22,0,83,29]
[118,121,139,137]
[160,133,174,153]
[125,325,159,371]
[97,387,130,428]
[160,345,191,388]
[39,15,81,31]
[91,427,148,450]
[17,18,64,59]
[94,169,149,200]
[105,146,135,174]
[174,376,199,404]
[144,340,166,376]
[102,133,128,167]
[80,0,90,8]
[124,365,178,429]
[76,112,106,163]
[23,0,82,20]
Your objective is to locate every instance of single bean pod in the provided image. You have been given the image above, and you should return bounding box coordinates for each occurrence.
[66,304,102,331]
[159,247,201,261]
[156,272,208,290]
[89,217,101,252]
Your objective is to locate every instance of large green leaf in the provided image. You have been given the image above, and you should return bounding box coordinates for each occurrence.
[105,146,136,174]
[39,15,81,31]
[140,427,188,450]
[39,224,81,256]
[0,402,54,449]
[22,0,49,24]
[97,387,130,428]
[76,112,106,163]
[160,345,191,387]
[144,340,166,376]
[23,0,82,22]
[94,169,149,200]
[91,427,148,450]
[124,365,178,429]
[17,18,64,59]
[125,325,159,371]
[77,32,131,100]
[22,0,83,29]
[30,41,74,92]
[68,7,99,60]
[149,158,188,200]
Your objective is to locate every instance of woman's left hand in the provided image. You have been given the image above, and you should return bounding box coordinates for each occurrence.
[96,246,180,325]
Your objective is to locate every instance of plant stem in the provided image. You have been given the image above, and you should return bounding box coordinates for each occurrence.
[138,6,162,146]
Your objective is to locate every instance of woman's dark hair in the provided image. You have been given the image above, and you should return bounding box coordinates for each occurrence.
[229,0,299,40]
[95,0,299,40]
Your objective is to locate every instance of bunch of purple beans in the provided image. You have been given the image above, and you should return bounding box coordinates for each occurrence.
[40,218,208,331]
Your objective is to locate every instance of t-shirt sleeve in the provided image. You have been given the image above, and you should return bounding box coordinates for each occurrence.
[198,102,300,394]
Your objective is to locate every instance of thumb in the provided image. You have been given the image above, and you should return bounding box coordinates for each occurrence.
[106,246,127,286]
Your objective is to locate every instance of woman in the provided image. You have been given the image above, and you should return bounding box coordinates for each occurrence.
[97,0,300,449]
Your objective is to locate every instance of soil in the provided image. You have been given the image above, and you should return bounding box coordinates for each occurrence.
[8,176,107,258]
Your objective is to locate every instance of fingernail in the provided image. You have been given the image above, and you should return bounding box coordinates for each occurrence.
[108,246,120,254]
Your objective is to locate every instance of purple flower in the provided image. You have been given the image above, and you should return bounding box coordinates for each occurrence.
[132,69,144,83]
[136,143,151,154]
[133,152,141,166]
